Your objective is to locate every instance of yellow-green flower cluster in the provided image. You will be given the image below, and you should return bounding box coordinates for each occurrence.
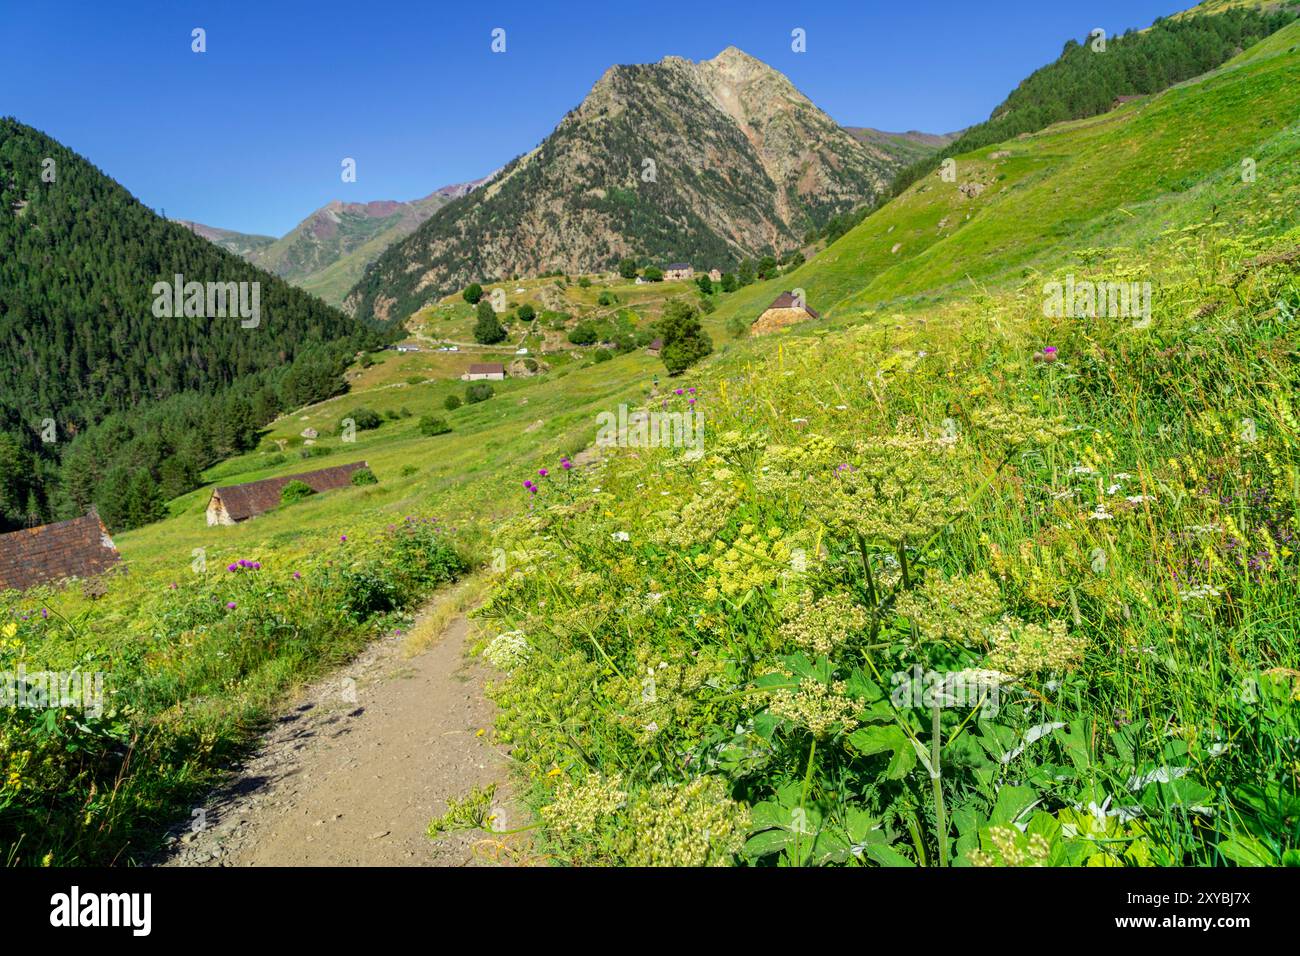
[541,772,628,835]
[652,480,741,549]
[895,572,1004,645]
[610,776,749,866]
[968,825,1051,867]
[985,616,1085,674]
[810,435,968,545]
[770,677,859,738]
[970,403,1071,452]
[699,525,792,600]
[778,591,869,656]
[757,434,841,496]
[606,646,726,744]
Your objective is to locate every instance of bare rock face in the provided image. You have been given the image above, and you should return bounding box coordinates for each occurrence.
[508,358,548,378]
[347,48,902,325]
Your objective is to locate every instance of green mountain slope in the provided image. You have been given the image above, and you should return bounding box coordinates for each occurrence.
[11,4,1300,870]
[842,127,956,166]
[713,18,1300,326]
[0,118,373,530]
[248,194,451,305]
[346,47,901,325]
[172,219,276,257]
[884,5,1296,202]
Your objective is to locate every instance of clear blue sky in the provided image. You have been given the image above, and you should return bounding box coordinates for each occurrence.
[3,0,1198,237]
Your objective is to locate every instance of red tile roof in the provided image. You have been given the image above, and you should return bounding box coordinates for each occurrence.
[210,462,368,522]
[0,510,122,593]
[467,363,505,375]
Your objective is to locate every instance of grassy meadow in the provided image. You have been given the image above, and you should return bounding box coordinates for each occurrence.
[4,17,1300,868]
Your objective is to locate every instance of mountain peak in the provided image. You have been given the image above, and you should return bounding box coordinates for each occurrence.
[709,45,761,65]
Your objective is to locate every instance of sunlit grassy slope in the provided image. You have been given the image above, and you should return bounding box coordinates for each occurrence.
[713,19,1300,328]
[9,15,1300,868]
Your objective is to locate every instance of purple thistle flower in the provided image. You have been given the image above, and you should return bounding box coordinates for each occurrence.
[538,468,548,477]
[674,388,684,395]
[340,535,348,543]
[292,571,301,580]
[561,460,572,470]
[226,602,237,610]
[523,480,534,490]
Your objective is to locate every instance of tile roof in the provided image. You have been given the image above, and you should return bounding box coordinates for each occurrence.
[766,291,820,318]
[0,510,122,593]
[467,363,505,375]
[210,462,368,522]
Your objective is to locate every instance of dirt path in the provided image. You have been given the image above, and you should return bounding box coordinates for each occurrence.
[158,609,527,867]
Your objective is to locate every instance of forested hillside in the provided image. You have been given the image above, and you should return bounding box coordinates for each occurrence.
[0,119,376,531]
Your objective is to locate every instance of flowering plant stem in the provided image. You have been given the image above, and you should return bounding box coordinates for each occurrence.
[931,698,949,867]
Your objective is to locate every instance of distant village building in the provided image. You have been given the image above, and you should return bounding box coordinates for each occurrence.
[664,263,694,281]
[647,338,663,357]
[462,363,506,381]
[394,341,423,353]
[206,462,369,526]
[752,291,821,336]
[708,269,723,283]
[0,510,122,593]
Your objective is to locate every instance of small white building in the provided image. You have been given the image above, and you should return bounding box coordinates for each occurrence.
[394,341,423,353]
[462,362,506,381]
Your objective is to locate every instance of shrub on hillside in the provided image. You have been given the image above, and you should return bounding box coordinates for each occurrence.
[444,394,463,411]
[465,382,494,404]
[279,480,316,505]
[419,415,452,436]
[462,283,483,304]
[657,299,713,375]
[349,467,378,486]
[568,322,598,346]
[339,407,382,433]
[474,301,506,345]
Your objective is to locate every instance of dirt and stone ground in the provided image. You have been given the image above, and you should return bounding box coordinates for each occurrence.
[157,612,530,867]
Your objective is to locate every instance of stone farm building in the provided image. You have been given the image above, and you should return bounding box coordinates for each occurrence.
[664,263,694,281]
[752,291,821,336]
[0,510,122,593]
[646,338,663,356]
[462,363,506,381]
[206,462,369,526]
